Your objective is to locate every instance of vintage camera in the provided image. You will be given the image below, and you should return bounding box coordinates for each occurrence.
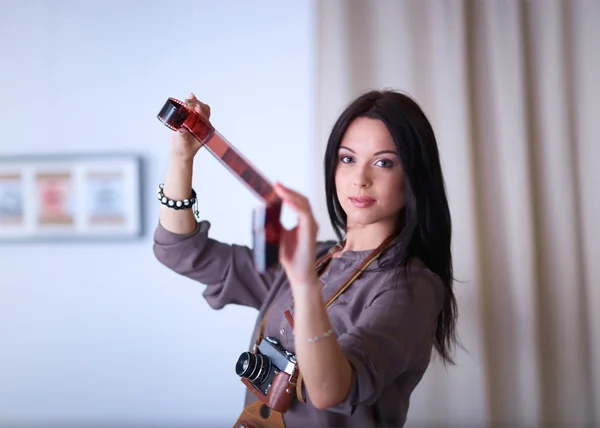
[235,336,299,413]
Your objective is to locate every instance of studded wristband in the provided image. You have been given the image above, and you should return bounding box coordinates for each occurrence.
[157,183,199,218]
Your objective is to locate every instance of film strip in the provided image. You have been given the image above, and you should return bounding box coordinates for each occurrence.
[157,97,282,272]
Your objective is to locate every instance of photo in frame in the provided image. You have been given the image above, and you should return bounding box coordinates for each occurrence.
[0,172,24,226]
[0,154,143,242]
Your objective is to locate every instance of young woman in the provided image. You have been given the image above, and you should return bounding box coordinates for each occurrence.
[153,90,458,427]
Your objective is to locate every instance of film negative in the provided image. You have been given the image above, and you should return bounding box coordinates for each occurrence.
[157,97,282,272]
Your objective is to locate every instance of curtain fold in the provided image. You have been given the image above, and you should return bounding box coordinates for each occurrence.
[314,1,599,426]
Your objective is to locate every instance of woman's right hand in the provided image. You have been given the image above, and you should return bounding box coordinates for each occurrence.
[169,92,212,161]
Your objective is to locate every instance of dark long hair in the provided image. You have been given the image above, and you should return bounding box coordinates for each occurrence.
[324,90,458,365]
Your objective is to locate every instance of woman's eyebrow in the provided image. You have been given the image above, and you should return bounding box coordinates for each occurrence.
[338,146,398,156]
[373,150,398,156]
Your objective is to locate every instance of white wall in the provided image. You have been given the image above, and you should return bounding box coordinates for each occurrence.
[0,1,315,426]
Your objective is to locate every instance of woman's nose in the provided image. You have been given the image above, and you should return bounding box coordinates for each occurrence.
[353,167,372,188]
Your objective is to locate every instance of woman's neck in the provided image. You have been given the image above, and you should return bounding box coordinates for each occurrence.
[339,220,397,253]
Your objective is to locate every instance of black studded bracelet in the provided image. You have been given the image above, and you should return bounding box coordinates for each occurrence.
[157,183,199,218]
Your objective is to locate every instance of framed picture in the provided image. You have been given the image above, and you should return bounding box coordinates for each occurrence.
[0,153,143,242]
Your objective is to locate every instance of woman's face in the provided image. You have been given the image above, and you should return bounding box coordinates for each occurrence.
[334,117,405,231]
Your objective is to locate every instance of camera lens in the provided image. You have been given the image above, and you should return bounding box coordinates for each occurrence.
[235,352,271,385]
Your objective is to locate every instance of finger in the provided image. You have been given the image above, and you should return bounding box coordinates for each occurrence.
[185,96,211,120]
[197,101,211,119]
[275,183,317,229]
[202,102,211,119]
[274,183,310,211]
[177,127,198,145]
[275,193,308,220]
[185,96,200,110]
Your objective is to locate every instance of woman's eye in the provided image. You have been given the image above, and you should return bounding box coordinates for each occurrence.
[375,158,393,168]
[340,155,354,164]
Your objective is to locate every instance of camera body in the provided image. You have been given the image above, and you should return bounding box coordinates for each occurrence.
[235,336,299,413]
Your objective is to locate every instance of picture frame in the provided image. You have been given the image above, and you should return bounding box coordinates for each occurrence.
[0,153,143,242]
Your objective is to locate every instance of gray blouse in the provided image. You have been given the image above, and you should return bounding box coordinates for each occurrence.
[153,220,444,427]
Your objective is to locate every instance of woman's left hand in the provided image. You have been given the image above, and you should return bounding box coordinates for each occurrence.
[274,182,320,287]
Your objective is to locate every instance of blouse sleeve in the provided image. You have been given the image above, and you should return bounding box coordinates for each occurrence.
[153,220,282,311]
[327,268,445,415]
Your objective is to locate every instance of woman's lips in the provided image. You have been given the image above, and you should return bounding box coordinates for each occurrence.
[349,196,376,208]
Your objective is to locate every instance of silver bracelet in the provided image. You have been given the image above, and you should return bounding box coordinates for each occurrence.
[293,328,335,343]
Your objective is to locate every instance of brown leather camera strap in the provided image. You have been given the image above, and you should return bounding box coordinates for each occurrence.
[254,234,396,403]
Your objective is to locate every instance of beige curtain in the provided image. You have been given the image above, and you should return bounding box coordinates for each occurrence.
[313,0,600,426]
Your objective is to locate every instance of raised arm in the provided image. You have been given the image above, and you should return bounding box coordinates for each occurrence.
[153,94,281,310]
[153,220,281,310]
[158,93,207,235]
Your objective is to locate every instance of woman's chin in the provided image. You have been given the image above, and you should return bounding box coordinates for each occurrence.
[345,213,379,228]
